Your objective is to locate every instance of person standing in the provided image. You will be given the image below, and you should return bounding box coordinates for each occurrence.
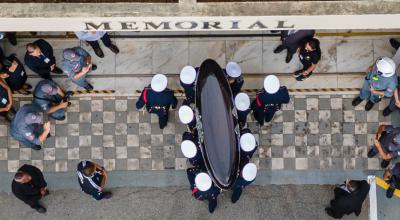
[178,105,196,132]
[0,77,15,122]
[294,38,321,81]
[367,124,400,168]
[224,62,244,97]
[325,179,370,219]
[136,74,177,129]
[273,30,315,63]
[234,92,251,128]
[76,160,112,201]
[12,164,49,213]
[75,32,119,58]
[24,39,63,79]
[384,163,400,198]
[187,168,220,213]
[181,139,204,169]
[62,47,96,90]
[179,65,197,105]
[10,104,50,150]
[251,75,290,126]
[33,79,72,121]
[231,163,257,203]
[239,130,257,165]
[0,54,31,95]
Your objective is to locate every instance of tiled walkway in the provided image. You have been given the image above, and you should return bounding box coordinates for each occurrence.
[0,94,391,172]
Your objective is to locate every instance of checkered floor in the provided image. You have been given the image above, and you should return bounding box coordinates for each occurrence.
[0,95,391,172]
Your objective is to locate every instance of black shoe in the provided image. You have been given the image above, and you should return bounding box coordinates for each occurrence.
[52,67,63,74]
[102,192,113,200]
[35,206,46,213]
[32,145,42,150]
[47,133,51,138]
[325,207,334,218]
[6,32,17,46]
[390,38,400,50]
[383,107,393,117]
[94,47,104,58]
[367,149,377,158]
[23,83,32,90]
[64,91,74,99]
[91,64,97,71]
[386,187,395,198]
[208,201,217,213]
[108,44,120,54]
[352,96,363,107]
[85,83,94,91]
[381,160,390,169]
[273,45,285,54]
[365,101,375,111]
[293,70,302,76]
[285,53,293,63]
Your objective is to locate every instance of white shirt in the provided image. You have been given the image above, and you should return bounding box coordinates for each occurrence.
[75,31,106,41]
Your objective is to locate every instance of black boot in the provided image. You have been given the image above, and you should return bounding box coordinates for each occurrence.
[285,52,293,63]
[383,107,393,117]
[94,47,104,58]
[35,205,46,213]
[367,148,377,158]
[390,38,400,50]
[352,96,363,106]
[381,160,390,169]
[273,45,285,54]
[365,101,375,111]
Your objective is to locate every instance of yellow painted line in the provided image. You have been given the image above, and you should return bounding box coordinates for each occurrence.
[375,177,400,198]
[316,32,400,37]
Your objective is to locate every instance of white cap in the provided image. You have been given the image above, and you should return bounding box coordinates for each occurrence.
[263,75,280,94]
[235,93,250,111]
[226,62,242,78]
[178,105,194,124]
[181,140,197,158]
[240,133,256,152]
[242,163,257,182]
[151,74,168,92]
[376,57,396,77]
[195,172,212,191]
[180,66,196,84]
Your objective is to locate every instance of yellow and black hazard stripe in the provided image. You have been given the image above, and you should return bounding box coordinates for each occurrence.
[375,176,400,198]
[72,90,115,95]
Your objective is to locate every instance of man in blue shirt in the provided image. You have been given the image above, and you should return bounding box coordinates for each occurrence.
[368,124,400,168]
[77,160,112,201]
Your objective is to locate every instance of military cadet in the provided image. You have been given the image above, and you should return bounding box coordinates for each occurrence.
[24,39,63,80]
[75,31,119,58]
[187,169,220,213]
[0,77,15,122]
[0,53,31,95]
[62,47,96,90]
[384,163,400,198]
[10,104,50,150]
[178,105,196,131]
[273,30,316,63]
[251,75,290,126]
[367,124,400,168]
[352,57,398,111]
[231,162,257,203]
[12,164,49,213]
[224,62,244,96]
[294,38,321,81]
[239,130,257,165]
[77,160,112,201]
[136,74,178,129]
[234,92,251,128]
[33,79,73,121]
[179,65,197,105]
[181,140,204,168]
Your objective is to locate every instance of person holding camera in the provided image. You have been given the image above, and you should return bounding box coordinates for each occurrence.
[32,79,72,121]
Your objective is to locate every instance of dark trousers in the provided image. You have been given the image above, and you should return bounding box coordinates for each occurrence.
[208,198,217,212]
[87,33,112,49]
[252,107,276,126]
[24,199,42,210]
[387,96,399,112]
[231,187,243,202]
[0,106,16,122]
[157,112,169,129]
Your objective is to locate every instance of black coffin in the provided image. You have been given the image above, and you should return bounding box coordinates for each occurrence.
[195,59,240,189]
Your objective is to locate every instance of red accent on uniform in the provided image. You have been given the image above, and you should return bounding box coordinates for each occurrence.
[256,94,262,107]
[192,187,198,194]
[143,88,148,104]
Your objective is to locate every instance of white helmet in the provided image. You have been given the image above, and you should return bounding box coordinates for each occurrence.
[151,74,168,92]
[195,172,212,191]
[178,105,194,124]
[240,133,256,152]
[234,93,250,111]
[376,57,396,77]
[180,65,196,84]
[226,62,242,78]
[180,140,197,158]
[263,75,280,94]
[242,163,257,182]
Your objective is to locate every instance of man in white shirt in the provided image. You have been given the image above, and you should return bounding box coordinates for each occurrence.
[75,31,119,58]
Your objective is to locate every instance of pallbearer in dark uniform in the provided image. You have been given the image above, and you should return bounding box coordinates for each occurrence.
[136,74,178,129]
[251,75,290,126]
[179,65,197,105]
[181,139,205,169]
[187,168,221,213]
[239,130,257,165]
[384,162,400,198]
[178,105,196,132]
[0,77,15,122]
[231,162,257,203]
[76,160,112,201]
[234,92,251,128]
[0,54,31,95]
[224,62,244,97]
[12,164,49,213]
